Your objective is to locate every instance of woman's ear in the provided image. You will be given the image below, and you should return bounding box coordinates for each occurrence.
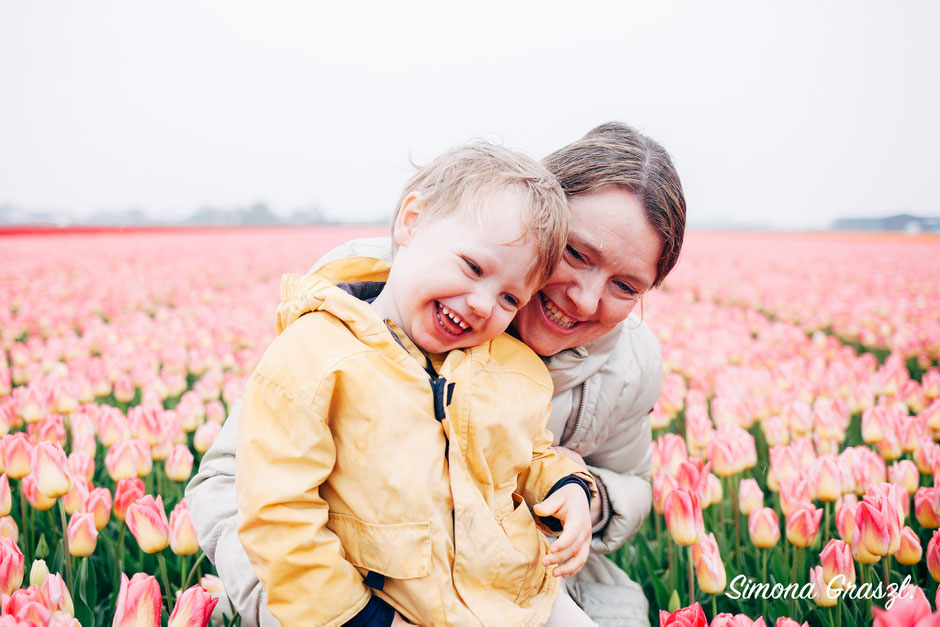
[393,192,425,247]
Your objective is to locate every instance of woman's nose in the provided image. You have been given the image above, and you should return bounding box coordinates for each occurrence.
[567,277,603,317]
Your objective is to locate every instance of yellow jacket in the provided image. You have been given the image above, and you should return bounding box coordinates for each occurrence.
[236,258,595,626]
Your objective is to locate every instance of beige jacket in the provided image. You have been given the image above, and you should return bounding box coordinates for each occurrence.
[235,259,593,626]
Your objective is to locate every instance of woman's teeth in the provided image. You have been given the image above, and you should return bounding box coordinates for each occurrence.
[541,294,577,329]
[440,305,469,330]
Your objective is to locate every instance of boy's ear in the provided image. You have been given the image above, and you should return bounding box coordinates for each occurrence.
[393,192,426,247]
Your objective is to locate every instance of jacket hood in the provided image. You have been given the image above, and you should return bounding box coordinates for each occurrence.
[275,256,391,335]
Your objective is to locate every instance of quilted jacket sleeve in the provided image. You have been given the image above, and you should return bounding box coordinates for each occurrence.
[185,403,280,627]
[583,323,662,553]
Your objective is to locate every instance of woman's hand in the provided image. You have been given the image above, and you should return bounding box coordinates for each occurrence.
[532,483,591,578]
[551,446,602,527]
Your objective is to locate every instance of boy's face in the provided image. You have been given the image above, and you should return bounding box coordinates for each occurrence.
[385,187,539,354]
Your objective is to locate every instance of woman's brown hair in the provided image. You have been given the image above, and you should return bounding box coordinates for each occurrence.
[543,122,687,287]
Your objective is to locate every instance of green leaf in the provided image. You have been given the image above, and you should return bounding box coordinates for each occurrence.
[74,595,94,627]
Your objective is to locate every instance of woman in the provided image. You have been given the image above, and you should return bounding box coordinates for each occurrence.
[186,122,686,626]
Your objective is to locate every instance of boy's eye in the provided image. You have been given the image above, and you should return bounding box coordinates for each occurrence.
[501,293,519,307]
[565,245,586,263]
[462,257,482,276]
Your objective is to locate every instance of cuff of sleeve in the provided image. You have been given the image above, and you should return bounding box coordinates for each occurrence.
[343,595,395,627]
[590,470,612,536]
[538,475,593,533]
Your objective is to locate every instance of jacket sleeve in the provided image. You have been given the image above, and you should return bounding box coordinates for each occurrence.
[517,421,597,516]
[582,323,662,553]
[185,403,281,627]
[237,369,372,627]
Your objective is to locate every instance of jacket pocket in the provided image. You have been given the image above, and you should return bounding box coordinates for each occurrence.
[327,513,432,580]
[498,494,548,604]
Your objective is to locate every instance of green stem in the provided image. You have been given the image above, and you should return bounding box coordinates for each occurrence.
[57,500,74,593]
[789,545,800,617]
[761,550,769,619]
[157,552,173,614]
[728,476,740,559]
[883,554,891,586]
[183,551,208,591]
[688,545,695,605]
[669,540,676,594]
[824,500,832,546]
[18,486,30,564]
[711,594,717,620]
[115,524,125,590]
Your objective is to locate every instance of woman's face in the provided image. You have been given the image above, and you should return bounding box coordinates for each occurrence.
[511,184,663,356]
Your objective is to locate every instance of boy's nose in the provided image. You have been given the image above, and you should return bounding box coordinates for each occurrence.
[466,290,495,321]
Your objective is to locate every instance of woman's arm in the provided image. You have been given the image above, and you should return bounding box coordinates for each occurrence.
[186,405,280,627]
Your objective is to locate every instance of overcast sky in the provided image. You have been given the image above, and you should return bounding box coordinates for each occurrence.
[1,1,937,229]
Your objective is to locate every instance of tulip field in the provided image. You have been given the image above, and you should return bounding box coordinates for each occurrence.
[0,227,938,627]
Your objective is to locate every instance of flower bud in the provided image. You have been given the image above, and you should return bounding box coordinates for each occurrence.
[113,572,162,627]
[664,487,704,546]
[897,526,923,565]
[786,503,823,548]
[84,487,113,530]
[165,445,194,482]
[0,432,33,479]
[30,441,71,499]
[169,500,199,556]
[737,478,763,515]
[28,558,49,587]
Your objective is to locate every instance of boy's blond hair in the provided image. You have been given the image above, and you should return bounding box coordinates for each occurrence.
[391,142,569,287]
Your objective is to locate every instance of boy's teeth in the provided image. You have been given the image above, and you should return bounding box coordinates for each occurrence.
[541,294,576,329]
[439,305,470,331]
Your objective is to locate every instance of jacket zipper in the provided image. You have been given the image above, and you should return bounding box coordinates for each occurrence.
[560,381,588,447]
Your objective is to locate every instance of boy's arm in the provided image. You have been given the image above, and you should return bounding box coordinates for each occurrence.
[237,370,374,627]
[516,424,597,511]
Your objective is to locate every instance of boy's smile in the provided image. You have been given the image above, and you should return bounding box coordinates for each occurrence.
[372,186,540,355]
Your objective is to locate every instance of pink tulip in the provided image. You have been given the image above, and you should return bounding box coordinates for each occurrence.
[113,572,162,627]
[664,487,704,546]
[809,455,843,502]
[652,471,679,515]
[84,486,113,530]
[106,440,142,481]
[0,516,18,542]
[68,451,95,483]
[809,565,837,607]
[49,611,82,626]
[897,526,923,566]
[927,530,940,582]
[22,475,56,510]
[738,478,763,515]
[0,433,33,479]
[778,476,812,517]
[872,584,931,627]
[126,494,170,553]
[168,585,219,627]
[170,500,199,556]
[676,457,711,500]
[165,445,195,482]
[786,502,822,548]
[748,507,780,548]
[888,460,919,495]
[62,475,89,516]
[67,511,98,557]
[113,477,145,522]
[691,533,726,594]
[0,474,10,517]
[0,536,24,596]
[193,421,221,454]
[97,406,130,447]
[38,572,73,615]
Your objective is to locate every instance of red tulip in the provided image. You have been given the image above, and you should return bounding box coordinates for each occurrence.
[659,602,707,627]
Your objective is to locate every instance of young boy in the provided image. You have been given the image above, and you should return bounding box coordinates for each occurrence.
[236,143,595,626]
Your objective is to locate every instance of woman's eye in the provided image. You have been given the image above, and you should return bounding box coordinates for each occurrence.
[565,245,585,263]
[614,280,638,296]
[501,293,519,307]
[462,257,482,276]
